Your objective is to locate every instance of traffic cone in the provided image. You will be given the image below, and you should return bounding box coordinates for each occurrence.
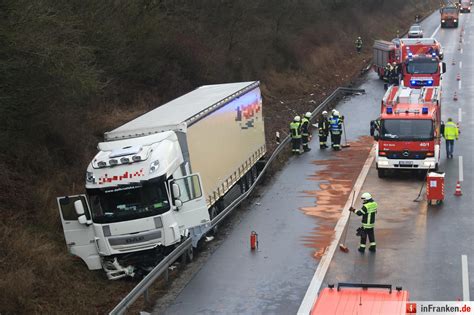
[452,59,456,65]
[454,181,462,196]
[457,73,461,81]
[453,92,458,101]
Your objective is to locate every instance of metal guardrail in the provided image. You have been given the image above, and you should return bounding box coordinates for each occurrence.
[109,86,365,315]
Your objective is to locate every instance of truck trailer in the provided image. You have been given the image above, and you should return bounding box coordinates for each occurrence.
[57,81,266,279]
[371,85,441,178]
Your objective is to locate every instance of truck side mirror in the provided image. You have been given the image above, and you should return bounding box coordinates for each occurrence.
[172,183,181,198]
[74,200,85,216]
[78,215,88,225]
[174,199,183,208]
[370,120,375,136]
[442,62,446,74]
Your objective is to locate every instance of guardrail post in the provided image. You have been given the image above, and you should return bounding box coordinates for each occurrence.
[143,288,149,304]
[165,269,169,282]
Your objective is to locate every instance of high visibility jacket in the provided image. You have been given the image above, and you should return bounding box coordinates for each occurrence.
[329,116,342,134]
[355,39,363,48]
[318,117,329,136]
[301,118,310,136]
[290,121,302,139]
[355,200,377,229]
[444,121,459,140]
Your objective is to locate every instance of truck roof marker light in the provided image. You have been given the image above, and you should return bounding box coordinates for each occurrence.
[98,161,107,168]
[120,157,130,164]
[132,155,142,162]
[427,80,433,85]
[422,107,429,114]
[411,80,417,86]
[109,159,118,166]
[386,107,393,114]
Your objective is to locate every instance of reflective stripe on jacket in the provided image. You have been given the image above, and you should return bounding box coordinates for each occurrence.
[355,200,377,229]
[290,121,302,139]
[444,121,459,140]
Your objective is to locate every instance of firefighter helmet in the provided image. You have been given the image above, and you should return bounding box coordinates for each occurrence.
[361,192,372,201]
[294,115,301,122]
[305,112,312,118]
[333,110,340,117]
[322,110,328,115]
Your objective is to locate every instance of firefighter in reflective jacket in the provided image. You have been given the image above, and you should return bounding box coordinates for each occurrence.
[318,111,330,149]
[290,116,302,154]
[350,192,377,253]
[301,112,312,152]
[329,110,343,150]
[355,37,363,53]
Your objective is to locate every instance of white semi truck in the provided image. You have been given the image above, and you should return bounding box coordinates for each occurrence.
[57,81,266,279]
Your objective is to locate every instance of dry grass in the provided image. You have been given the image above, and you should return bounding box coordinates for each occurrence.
[0,2,439,314]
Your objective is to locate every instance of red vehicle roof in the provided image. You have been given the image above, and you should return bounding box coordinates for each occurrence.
[311,284,409,315]
[380,86,440,120]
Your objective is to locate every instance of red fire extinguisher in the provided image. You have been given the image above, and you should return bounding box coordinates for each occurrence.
[250,231,258,250]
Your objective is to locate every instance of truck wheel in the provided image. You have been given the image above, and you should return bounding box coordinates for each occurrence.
[377,169,386,178]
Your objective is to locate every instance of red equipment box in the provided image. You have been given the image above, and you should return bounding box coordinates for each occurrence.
[426,172,445,205]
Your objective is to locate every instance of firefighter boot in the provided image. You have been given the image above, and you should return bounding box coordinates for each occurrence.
[358,244,366,253]
[369,243,376,252]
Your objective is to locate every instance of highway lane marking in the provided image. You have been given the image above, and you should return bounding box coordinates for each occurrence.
[459,80,462,90]
[459,61,462,69]
[431,24,441,38]
[297,145,376,315]
[459,156,464,182]
[462,255,470,301]
[459,108,462,122]
[461,48,464,54]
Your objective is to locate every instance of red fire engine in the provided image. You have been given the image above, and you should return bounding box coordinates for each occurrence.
[373,38,446,88]
[311,283,410,314]
[371,86,442,178]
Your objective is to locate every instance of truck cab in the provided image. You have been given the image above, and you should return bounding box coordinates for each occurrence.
[460,0,472,13]
[441,6,460,27]
[58,131,210,279]
[392,38,445,88]
[372,86,442,178]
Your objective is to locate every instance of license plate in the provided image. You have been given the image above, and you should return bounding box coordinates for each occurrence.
[400,161,413,166]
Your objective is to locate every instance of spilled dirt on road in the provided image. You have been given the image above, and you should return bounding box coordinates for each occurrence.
[299,136,373,259]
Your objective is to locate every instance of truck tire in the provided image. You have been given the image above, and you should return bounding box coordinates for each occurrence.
[209,206,219,235]
[377,169,386,178]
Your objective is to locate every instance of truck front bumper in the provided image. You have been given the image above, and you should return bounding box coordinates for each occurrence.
[376,157,436,170]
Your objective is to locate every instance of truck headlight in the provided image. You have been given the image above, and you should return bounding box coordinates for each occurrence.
[454,19,457,22]
[378,161,389,166]
[442,19,445,22]
[149,160,160,174]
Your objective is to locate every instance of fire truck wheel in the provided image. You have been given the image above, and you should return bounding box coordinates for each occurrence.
[377,169,386,178]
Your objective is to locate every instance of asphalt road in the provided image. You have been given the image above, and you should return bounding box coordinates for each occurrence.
[322,9,474,303]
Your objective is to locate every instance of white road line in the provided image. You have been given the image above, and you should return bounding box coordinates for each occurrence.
[297,146,376,315]
[459,61,462,69]
[431,25,441,38]
[459,108,462,122]
[461,48,464,54]
[462,255,470,301]
[459,80,462,90]
[459,156,464,182]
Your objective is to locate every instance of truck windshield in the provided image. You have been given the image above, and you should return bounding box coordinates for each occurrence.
[87,177,170,223]
[442,8,458,14]
[381,119,433,141]
[406,59,438,74]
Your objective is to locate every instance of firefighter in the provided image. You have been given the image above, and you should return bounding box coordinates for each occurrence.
[329,110,343,150]
[383,62,393,81]
[390,62,399,85]
[350,192,377,253]
[290,116,302,155]
[301,112,312,152]
[318,111,330,149]
[442,118,459,159]
[355,37,363,54]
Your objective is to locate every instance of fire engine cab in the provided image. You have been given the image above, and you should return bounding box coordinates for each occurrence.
[371,86,442,178]
[393,38,446,88]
